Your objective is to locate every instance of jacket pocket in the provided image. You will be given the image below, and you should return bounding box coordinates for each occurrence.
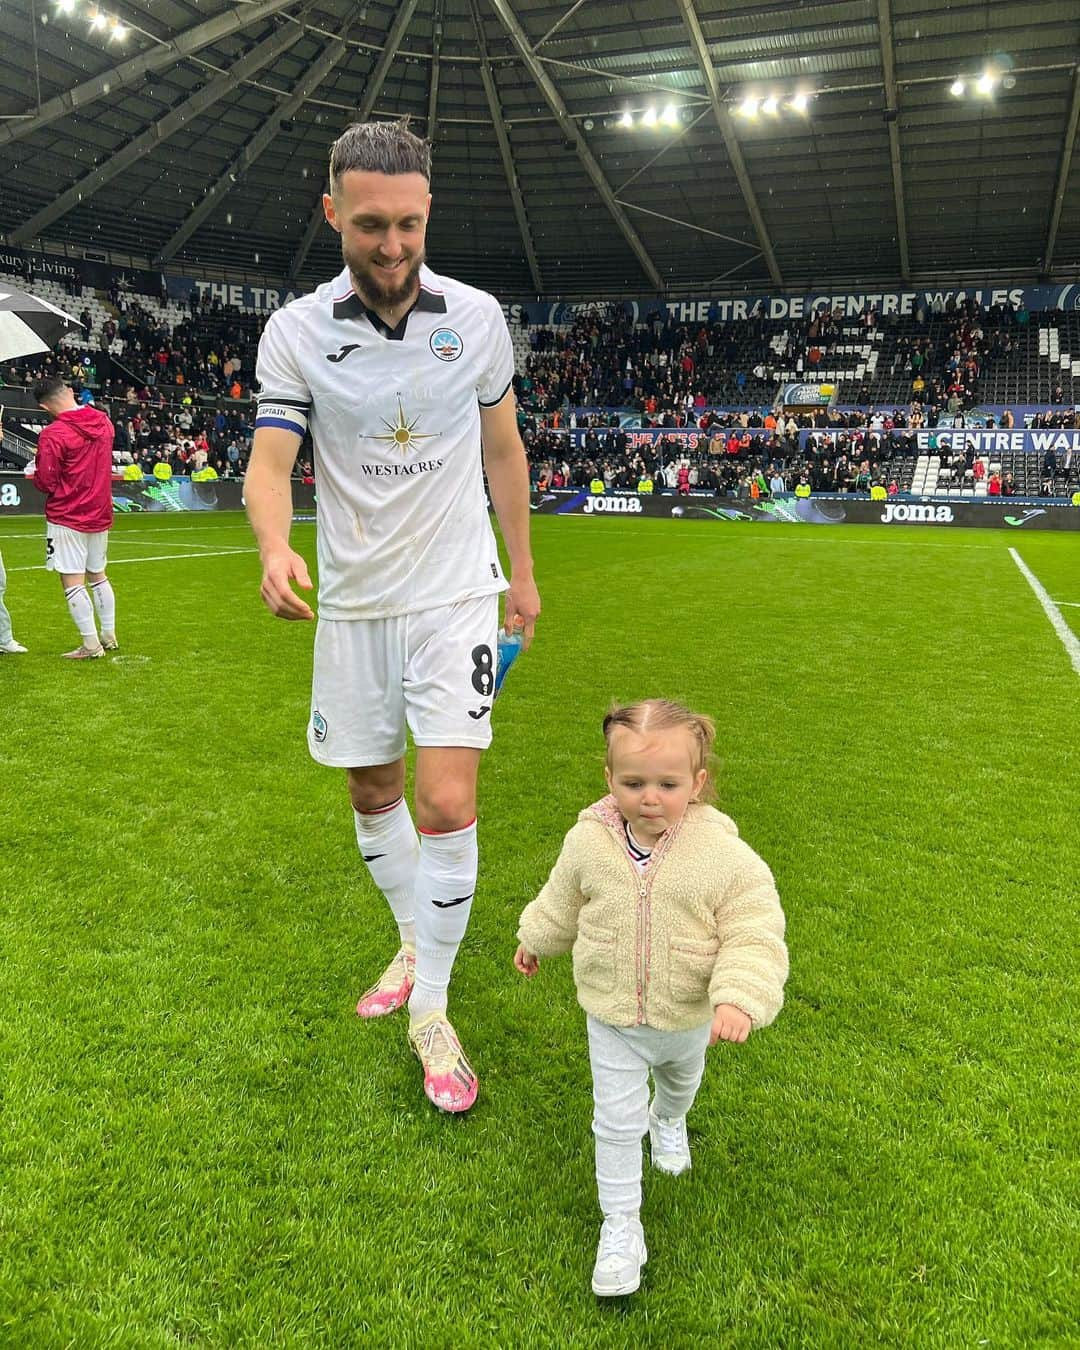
[572,924,618,995]
[669,936,720,1003]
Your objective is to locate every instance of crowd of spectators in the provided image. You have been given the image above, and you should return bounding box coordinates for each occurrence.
[519,307,790,413]
[1,279,1076,497]
[1,349,266,480]
[516,293,1046,426]
[0,284,280,477]
[523,422,902,501]
[104,288,254,401]
[518,398,1078,499]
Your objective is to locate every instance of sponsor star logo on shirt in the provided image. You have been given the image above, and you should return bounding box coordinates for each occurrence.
[373,397,440,455]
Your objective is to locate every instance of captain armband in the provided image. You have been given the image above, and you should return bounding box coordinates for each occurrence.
[254,401,309,438]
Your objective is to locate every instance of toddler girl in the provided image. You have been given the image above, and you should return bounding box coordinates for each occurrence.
[515,699,788,1297]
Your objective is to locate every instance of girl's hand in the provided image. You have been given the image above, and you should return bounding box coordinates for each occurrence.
[710,1003,751,1045]
[514,944,539,977]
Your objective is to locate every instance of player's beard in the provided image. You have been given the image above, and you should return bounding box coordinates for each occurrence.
[344,241,425,312]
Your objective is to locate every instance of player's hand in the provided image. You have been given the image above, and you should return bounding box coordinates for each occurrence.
[514,944,540,977]
[710,1003,752,1045]
[504,572,541,648]
[260,547,315,621]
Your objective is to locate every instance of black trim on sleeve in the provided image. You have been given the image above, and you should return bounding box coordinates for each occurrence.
[256,396,311,410]
[478,378,513,408]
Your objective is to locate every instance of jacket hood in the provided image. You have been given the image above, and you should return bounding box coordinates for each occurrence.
[56,405,113,440]
[579,794,740,837]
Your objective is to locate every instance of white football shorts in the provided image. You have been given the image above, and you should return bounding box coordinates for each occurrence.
[45,523,109,575]
[308,593,501,767]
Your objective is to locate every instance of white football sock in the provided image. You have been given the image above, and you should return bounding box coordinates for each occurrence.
[353,795,419,947]
[64,585,100,646]
[89,578,116,638]
[409,819,478,1023]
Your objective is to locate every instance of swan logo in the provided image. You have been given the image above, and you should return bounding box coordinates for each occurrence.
[429,328,463,361]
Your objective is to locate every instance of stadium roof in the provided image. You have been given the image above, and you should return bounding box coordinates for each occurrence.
[1,0,1078,297]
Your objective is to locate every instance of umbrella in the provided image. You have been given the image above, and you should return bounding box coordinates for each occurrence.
[0,283,83,362]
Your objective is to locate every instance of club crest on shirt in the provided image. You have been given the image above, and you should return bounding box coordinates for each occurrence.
[429,328,463,362]
[312,709,327,742]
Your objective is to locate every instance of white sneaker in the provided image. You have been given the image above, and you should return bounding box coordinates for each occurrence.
[649,1107,691,1175]
[591,1215,647,1297]
[0,639,28,653]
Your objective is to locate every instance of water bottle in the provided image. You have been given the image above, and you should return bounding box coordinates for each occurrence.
[494,626,525,697]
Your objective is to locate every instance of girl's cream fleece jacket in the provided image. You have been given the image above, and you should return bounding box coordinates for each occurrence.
[518,795,788,1032]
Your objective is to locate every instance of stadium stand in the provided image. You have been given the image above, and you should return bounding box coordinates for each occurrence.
[515,298,1077,414]
[1,272,1077,499]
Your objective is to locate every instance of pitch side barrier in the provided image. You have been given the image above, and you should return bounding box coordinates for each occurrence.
[4,476,1074,531]
[529,489,1080,530]
[0,475,317,516]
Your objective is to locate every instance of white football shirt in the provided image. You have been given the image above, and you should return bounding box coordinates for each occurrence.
[255,263,513,620]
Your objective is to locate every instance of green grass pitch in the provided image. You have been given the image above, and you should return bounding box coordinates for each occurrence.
[0,512,1077,1347]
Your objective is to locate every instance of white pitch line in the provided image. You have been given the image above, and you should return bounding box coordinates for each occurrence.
[0,523,262,541]
[1056,600,1080,608]
[109,531,228,542]
[43,529,229,545]
[9,548,256,572]
[105,548,257,565]
[0,529,248,542]
[1009,547,1080,677]
[112,524,258,536]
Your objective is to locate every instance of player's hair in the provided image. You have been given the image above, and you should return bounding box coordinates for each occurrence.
[603,699,718,802]
[31,376,67,405]
[329,118,431,191]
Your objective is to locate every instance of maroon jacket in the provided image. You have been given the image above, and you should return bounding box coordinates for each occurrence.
[31,405,115,532]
